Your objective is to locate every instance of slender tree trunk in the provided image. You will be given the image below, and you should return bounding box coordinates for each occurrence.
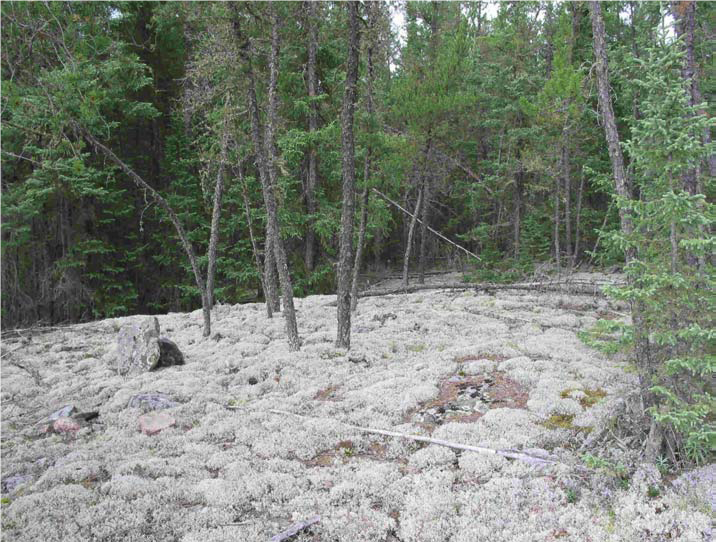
[591,1,658,460]
[230,4,280,317]
[83,130,211,336]
[418,166,432,283]
[335,1,361,349]
[573,168,585,267]
[403,185,423,288]
[563,129,572,270]
[265,8,300,351]
[554,176,561,274]
[351,180,370,313]
[350,9,376,313]
[206,99,230,311]
[239,164,266,298]
[672,0,714,182]
[590,2,634,250]
[513,170,522,260]
[304,1,320,272]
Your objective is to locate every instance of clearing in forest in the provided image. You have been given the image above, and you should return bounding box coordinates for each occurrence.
[1,273,712,541]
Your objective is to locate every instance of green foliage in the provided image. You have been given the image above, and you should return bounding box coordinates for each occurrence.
[599,33,715,464]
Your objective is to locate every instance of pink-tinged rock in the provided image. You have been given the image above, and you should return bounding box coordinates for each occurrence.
[138,412,175,435]
[52,417,81,434]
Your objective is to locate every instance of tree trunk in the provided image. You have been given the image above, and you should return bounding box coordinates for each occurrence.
[206,99,230,311]
[83,130,211,337]
[304,1,320,272]
[335,1,361,349]
[563,129,572,269]
[672,0,714,182]
[590,2,634,250]
[402,185,423,289]
[230,4,280,318]
[265,8,300,351]
[513,170,522,260]
[573,168,585,267]
[417,148,432,284]
[350,10,376,314]
[554,181,560,273]
[350,181,370,313]
[591,1,658,459]
[239,164,266,298]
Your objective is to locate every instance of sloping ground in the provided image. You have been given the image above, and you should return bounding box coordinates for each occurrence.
[1,275,712,541]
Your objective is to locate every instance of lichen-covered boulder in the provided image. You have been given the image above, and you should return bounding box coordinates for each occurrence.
[115,317,161,375]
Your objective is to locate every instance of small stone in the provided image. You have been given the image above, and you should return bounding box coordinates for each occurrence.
[48,405,76,421]
[247,377,258,385]
[128,392,179,412]
[212,333,224,342]
[52,417,81,434]
[138,411,176,435]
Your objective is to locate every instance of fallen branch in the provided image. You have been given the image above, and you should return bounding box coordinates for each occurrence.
[359,280,619,299]
[268,409,558,468]
[372,188,481,262]
[269,515,321,542]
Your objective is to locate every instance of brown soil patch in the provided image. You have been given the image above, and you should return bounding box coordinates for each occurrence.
[454,353,507,364]
[406,369,528,430]
[304,438,392,468]
[314,385,340,401]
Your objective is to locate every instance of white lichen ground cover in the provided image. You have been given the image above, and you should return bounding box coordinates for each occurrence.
[1,273,712,541]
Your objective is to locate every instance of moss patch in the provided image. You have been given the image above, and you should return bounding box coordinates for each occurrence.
[560,388,607,408]
[542,413,593,433]
[542,413,577,430]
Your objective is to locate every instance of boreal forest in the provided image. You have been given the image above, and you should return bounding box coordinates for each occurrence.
[0,2,714,540]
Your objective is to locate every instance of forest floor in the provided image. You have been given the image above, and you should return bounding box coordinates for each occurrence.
[1,272,713,542]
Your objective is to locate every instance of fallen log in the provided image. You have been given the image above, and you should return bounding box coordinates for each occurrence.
[359,279,621,299]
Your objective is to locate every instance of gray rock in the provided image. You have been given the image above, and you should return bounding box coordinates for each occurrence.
[116,317,161,375]
[48,405,76,421]
[1,474,32,494]
[128,392,179,412]
[157,337,184,368]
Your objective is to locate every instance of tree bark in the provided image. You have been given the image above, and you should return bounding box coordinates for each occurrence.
[672,0,714,182]
[402,185,423,289]
[304,1,320,272]
[265,7,300,351]
[230,4,280,318]
[335,1,361,349]
[590,2,634,252]
[238,164,266,299]
[573,168,585,267]
[590,1,658,459]
[206,99,230,311]
[563,128,572,269]
[418,161,432,284]
[350,6,376,313]
[513,169,522,260]
[350,180,370,313]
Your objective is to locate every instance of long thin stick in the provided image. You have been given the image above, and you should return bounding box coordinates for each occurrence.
[269,515,321,542]
[372,188,481,262]
[268,409,557,467]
